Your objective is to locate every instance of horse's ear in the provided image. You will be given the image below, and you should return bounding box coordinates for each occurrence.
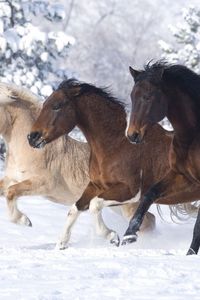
[72,86,81,97]
[129,66,141,81]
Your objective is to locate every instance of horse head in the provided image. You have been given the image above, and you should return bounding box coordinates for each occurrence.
[127,64,168,144]
[28,81,80,148]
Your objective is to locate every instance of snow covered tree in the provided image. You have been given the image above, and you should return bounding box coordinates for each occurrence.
[0,0,75,157]
[159,6,200,73]
[157,6,200,130]
[0,0,75,97]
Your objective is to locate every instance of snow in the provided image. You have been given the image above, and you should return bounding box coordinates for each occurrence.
[48,31,75,52]
[47,3,66,21]
[40,85,53,97]
[159,6,200,74]
[0,0,74,98]
[0,160,199,299]
[5,29,20,53]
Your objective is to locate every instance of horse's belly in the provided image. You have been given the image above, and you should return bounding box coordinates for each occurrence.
[46,183,85,206]
[98,182,138,202]
[102,189,141,206]
[46,191,76,205]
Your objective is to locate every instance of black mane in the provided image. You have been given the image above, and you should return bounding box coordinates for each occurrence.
[57,78,125,110]
[140,61,200,106]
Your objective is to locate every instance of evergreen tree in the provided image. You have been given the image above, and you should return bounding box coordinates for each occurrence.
[0,0,75,156]
[0,0,75,97]
[159,6,200,73]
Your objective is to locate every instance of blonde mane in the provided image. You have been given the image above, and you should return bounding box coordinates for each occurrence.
[0,82,42,106]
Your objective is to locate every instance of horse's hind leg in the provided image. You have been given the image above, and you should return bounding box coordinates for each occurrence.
[89,198,120,246]
[187,207,200,255]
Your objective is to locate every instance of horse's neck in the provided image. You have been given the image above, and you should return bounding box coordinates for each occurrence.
[167,90,199,144]
[76,96,127,152]
[4,102,41,152]
[59,136,90,184]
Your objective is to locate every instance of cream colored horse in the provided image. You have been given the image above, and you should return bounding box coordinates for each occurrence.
[0,83,154,245]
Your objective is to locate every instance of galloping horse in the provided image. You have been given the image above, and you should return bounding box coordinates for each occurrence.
[28,79,199,249]
[0,83,89,223]
[126,61,200,254]
[0,82,160,246]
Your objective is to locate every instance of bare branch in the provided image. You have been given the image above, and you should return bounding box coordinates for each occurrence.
[5,0,15,27]
[95,2,116,26]
[64,0,75,30]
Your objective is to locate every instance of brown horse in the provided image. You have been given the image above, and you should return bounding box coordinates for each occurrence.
[126,61,200,255]
[0,81,157,245]
[28,79,199,249]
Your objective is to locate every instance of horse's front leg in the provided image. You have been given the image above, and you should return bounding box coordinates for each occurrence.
[6,180,34,226]
[56,182,98,250]
[187,207,200,255]
[122,170,189,244]
[89,198,120,246]
[6,177,46,226]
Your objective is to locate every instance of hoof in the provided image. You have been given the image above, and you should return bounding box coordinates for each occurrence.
[110,233,120,247]
[121,234,137,245]
[55,241,68,250]
[16,215,32,227]
[186,248,197,255]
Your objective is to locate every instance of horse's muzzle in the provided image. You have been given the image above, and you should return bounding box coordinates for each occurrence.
[127,132,143,144]
[27,131,47,148]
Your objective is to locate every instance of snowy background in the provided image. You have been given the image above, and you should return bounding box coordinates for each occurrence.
[0,0,200,299]
[1,0,200,100]
[0,160,199,299]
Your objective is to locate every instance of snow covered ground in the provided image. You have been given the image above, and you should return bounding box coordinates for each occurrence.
[0,163,199,299]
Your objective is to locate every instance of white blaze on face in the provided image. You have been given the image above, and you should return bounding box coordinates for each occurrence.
[125,111,131,137]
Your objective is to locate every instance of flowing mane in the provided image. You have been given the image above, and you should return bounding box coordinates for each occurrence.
[0,82,42,106]
[127,60,200,254]
[57,79,126,111]
[139,61,200,112]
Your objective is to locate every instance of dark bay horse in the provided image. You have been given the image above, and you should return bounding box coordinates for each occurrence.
[28,79,200,249]
[126,61,200,255]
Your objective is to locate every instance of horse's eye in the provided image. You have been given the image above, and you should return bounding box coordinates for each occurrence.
[145,94,152,103]
[52,104,62,111]
[141,95,150,103]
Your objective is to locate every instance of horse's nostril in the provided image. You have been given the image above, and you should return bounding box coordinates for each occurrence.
[127,132,141,144]
[27,131,41,143]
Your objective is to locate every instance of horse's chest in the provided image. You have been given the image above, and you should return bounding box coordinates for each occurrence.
[170,138,200,183]
[6,159,27,181]
[169,149,183,173]
[89,158,121,185]
[169,139,189,172]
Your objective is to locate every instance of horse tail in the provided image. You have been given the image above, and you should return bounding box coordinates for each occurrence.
[156,202,199,222]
